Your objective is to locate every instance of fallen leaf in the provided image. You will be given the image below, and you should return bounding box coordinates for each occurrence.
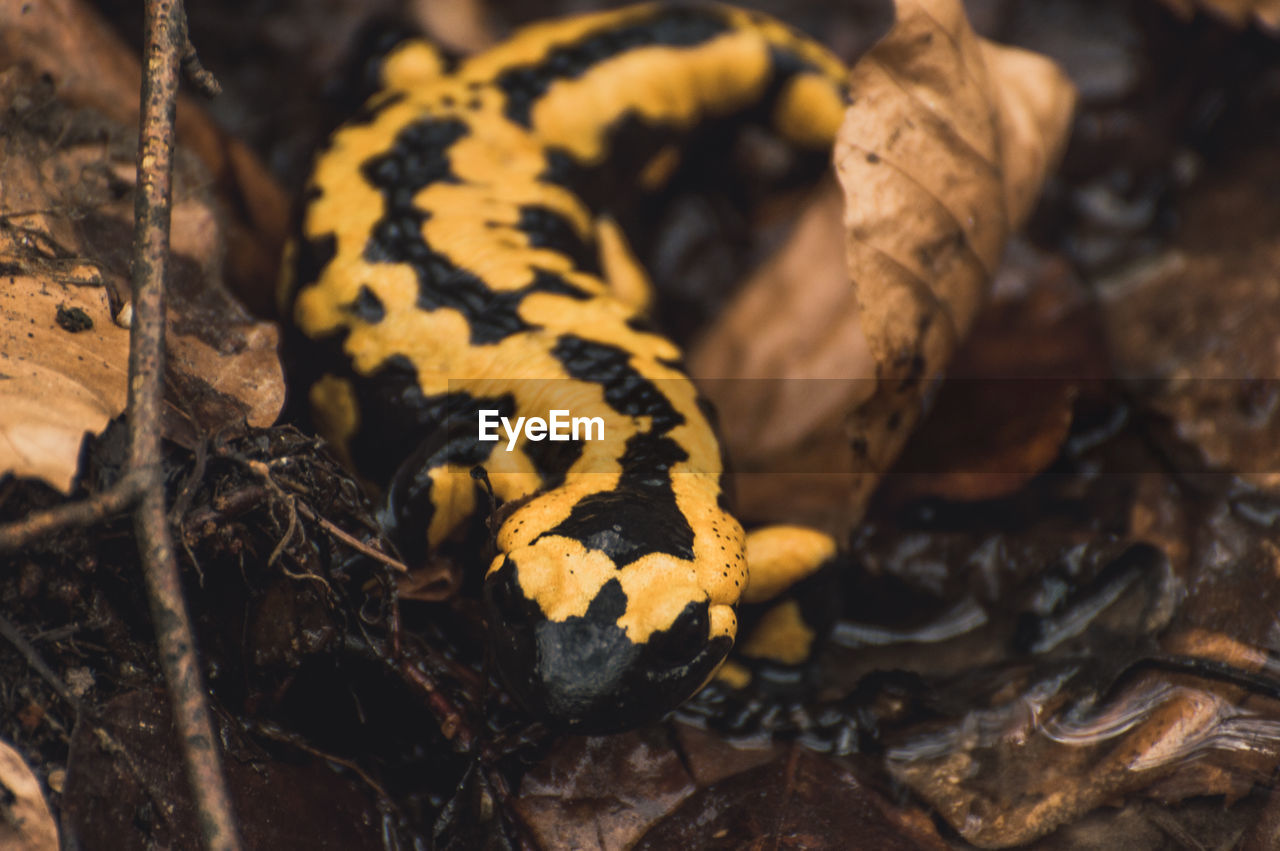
[410,0,497,52]
[634,747,948,850]
[880,244,1110,503]
[835,0,1077,525]
[515,731,695,851]
[0,0,290,315]
[691,0,1076,532]
[0,274,128,494]
[0,66,284,491]
[1098,146,1280,492]
[690,181,874,529]
[0,739,58,851]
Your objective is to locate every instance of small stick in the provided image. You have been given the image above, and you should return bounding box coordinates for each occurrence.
[129,1,239,848]
[0,473,140,552]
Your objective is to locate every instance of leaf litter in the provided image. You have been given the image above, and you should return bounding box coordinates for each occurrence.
[3,0,1280,848]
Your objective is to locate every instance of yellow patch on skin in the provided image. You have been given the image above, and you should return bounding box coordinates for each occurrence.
[530,36,772,163]
[714,659,753,690]
[742,525,837,604]
[740,599,815,665]
[502,536,622,621]
[425,464,479,547]
[638,145,682,190]
[772,73,849,149]
[381,40,449,89]
[308,375,359,463]
[595,217,653,313]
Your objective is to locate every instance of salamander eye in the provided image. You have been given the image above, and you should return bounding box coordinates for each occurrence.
[646,604,710,665]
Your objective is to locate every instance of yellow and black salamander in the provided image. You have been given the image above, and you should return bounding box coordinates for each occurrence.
[280,2,849,730]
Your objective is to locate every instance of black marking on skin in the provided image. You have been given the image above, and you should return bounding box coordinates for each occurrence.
[485,559,732,730]
[523,432,585,490]
[645,597,710,662]
[527,268,593,301]
[344,354,512,488]
[539,115,692,212]
[362,117,547,344]
[542,431,694,565]
[367,382,517,563]
[540,147,590,189]
[345,285,386,322]
[765,44,823,91]
[551,335,684,434]
[293,232,337,291]
[517,205,602,275]
[360,116,468,208]
[494,7,732,127]
[347,89,409,128]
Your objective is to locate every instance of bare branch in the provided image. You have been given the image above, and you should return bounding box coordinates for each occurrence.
[129,0,239,848]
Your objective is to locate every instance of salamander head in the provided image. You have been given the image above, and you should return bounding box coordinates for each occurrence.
[483,521,738,731]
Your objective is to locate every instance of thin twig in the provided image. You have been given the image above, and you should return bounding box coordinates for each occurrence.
[130,1,238,848]
[224,450,410,574]
[0,472,140,552]
[295,502,410,574]
[0,612,82,711]
[174,9,221,97]
[251,721,394,803]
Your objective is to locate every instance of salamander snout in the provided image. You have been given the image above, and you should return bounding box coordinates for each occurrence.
[484,555,733,731]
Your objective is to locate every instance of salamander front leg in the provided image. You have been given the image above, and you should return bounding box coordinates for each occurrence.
[715,525,845,691]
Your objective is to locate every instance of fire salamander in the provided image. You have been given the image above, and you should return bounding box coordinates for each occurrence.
[280,2,849,731]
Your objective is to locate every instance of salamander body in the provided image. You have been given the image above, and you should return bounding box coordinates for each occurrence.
[281,2,848,730]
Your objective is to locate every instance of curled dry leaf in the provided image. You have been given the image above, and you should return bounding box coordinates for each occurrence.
[836,0,1076,523]
[0,739,58,851]
[1157,0,1280,30]
[691,0,1076,531]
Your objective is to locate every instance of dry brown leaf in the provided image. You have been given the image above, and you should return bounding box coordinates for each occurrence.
[0,0,290,315]
[1099,146,1280,492]
[0,739,58,851]
[0,66,284,491]
[689,181,876,529]
[0,95,131,493]
[692,0,1076,531]
[0,275,129,494]
[1158,0,1280,30]
[835,0,1077,524]
[880,247,1109,504]
[411,0,497,52]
